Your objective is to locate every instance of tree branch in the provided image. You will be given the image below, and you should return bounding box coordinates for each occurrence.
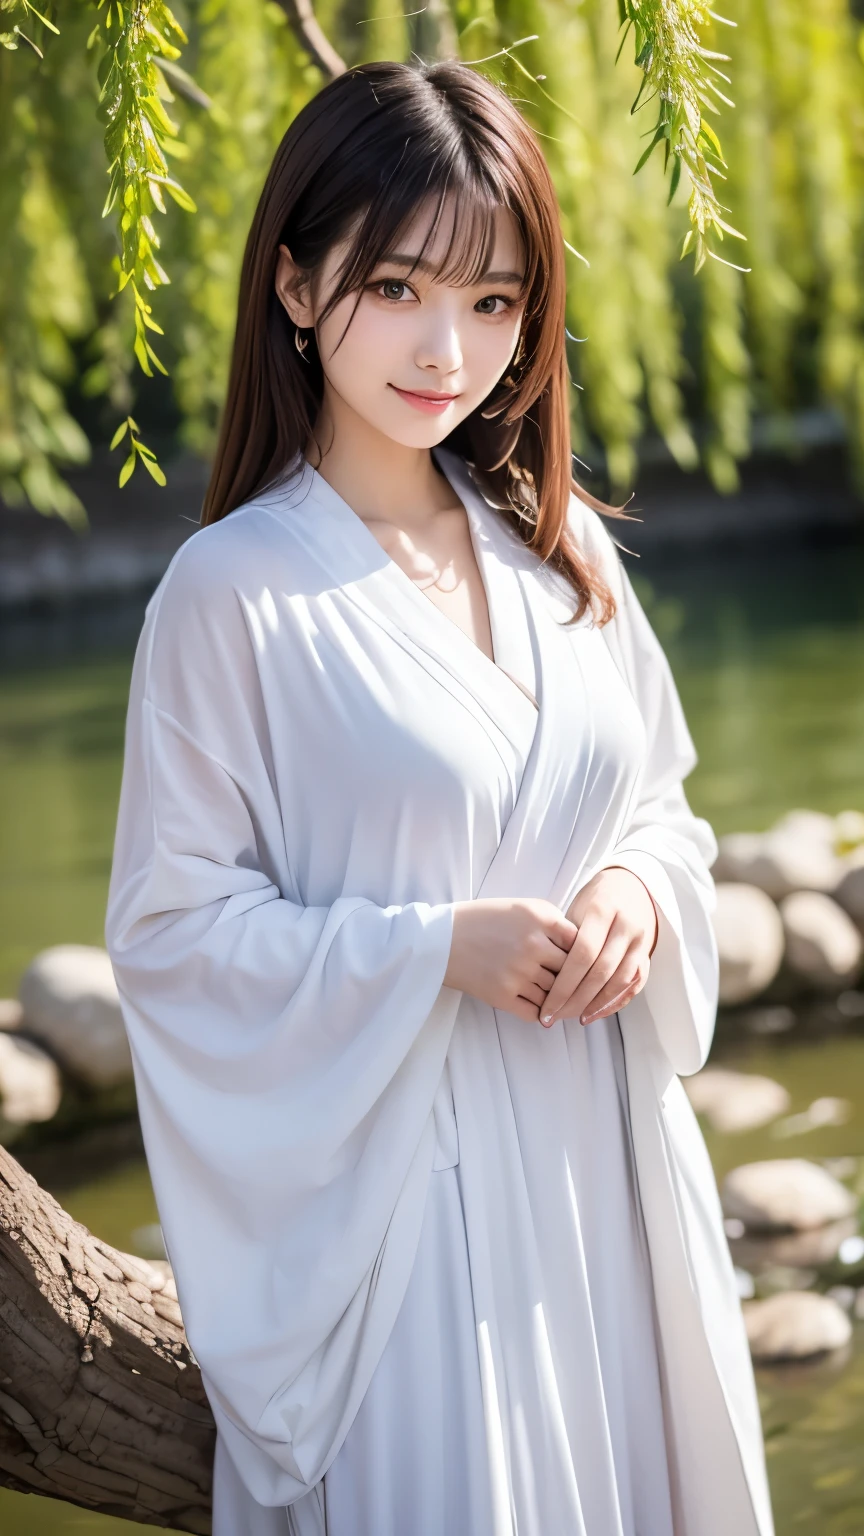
[275,0,346,79]
[0,1144,214,1530]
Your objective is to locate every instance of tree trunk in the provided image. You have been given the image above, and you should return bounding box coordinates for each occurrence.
[0,1144,214,1531]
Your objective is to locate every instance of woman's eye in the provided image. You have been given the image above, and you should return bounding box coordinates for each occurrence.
[475,295,512,316]
[377,280,411,301]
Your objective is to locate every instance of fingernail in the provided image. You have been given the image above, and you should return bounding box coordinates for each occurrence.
[580,1012,595,1026]
[541,1013,554,1026]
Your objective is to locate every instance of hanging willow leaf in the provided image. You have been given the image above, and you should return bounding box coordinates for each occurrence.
[90,0,200,486]
[622,0,748,271]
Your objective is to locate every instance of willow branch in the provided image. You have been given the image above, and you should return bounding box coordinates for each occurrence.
[274,0,346,78]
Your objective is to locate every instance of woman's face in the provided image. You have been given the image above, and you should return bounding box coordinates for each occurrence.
[276,198,528,449]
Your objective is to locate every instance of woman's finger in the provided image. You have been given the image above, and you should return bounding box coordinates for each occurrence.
[520,982,552,1008]
[539,913,612,1022]
[564,929,642,1021]
[535,934,574,975]
[581,960,648,1024]
[542,931,633,1027]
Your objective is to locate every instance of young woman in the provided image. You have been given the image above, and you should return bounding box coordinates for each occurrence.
[105,59,774,1536]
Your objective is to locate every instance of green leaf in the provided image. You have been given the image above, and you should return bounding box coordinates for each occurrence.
[109,419,129,450]
[118,451,136,487]
[141,454,167,486]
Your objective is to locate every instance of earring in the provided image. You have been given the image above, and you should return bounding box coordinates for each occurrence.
[295,325,311,363]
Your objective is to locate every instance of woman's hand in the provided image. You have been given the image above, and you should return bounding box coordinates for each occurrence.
[538,867,659,1029]
[444,898,578,1023]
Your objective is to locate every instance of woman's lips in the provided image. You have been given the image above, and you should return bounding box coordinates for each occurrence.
[389,385,459,415]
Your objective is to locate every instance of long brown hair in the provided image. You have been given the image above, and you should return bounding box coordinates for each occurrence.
[202,59,622,624]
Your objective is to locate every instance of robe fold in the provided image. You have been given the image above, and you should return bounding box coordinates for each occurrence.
[105,444,774,1536]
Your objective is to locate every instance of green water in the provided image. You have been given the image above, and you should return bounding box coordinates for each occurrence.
[1,535,863,1533]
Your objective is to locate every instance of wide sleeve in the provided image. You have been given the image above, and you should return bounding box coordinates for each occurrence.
[574,499,720,1076]
[104,533,459,1506]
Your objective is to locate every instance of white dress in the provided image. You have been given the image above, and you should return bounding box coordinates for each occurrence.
[105,446,774,1536]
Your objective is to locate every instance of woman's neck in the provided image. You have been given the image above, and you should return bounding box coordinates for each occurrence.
[308,396,457,531]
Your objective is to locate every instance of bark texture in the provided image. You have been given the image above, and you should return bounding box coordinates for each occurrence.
[0,1144,214,1531]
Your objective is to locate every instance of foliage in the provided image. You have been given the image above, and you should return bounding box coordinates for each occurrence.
[619,0,745,274]
[3,0,864,519]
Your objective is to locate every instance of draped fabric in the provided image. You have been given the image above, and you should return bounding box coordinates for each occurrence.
[105,446,774,1536]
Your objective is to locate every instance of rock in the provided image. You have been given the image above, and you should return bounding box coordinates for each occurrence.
[713,884,785,1004]
[712,833,765,885]
[834,848,864,931]
[772,1097,852,1139]
[834,811,864,855]
[779,891,863,991]
[826,1285,856,1313]
[0,1034,62,1130]
[18,945,132,1090]
[775,809,839,844]
[0,1000,23,1032]
[715,815,844,902]
[722,1159,857,1232]
[684,1067,790,1133]
[743,1291,852,1362]
[728,1216,859,1272]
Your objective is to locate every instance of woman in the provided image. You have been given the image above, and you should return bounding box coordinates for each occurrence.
[105,59,775,1536]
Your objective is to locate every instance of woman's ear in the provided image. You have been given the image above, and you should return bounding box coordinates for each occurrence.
[275,245,314,327]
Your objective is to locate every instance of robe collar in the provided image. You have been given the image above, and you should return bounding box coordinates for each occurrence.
[264,448,542,745]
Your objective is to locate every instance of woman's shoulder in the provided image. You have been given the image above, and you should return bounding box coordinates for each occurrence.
[146,473,319,624]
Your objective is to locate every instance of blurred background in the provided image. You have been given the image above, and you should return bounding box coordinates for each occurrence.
[2,0,864,1530]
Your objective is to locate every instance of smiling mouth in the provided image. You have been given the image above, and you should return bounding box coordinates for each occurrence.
[389,386,459,400]
[388,385,461,413]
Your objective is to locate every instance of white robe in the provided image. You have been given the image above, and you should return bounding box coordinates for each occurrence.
[104,445,775,1536]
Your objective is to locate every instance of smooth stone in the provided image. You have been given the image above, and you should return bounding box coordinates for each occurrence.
[715,816,844,902]
[712,833,764,885]
[834,850,864,931]
[0,1000,23,1032]
[772,1097,852,1139]
[722,1159,857,1232]
[728,1216,859,1272]
[0,1033,62,1128]
[743,1291,852,1362]
[18,944,133,1090]
[684,1067,790,1133]
[779,891,863,991]
[713,883,785,1005]
[826,1285,856,1313]
[834,811,864,855]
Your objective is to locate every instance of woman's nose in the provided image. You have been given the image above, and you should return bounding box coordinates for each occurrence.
[415,311,463,374]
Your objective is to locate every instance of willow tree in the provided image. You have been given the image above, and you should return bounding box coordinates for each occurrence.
[2,0,864,522]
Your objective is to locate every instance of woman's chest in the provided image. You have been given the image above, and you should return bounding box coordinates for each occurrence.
[258,588,646,855]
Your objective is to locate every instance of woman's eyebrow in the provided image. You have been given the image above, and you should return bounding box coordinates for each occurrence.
[378,253,525,284]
